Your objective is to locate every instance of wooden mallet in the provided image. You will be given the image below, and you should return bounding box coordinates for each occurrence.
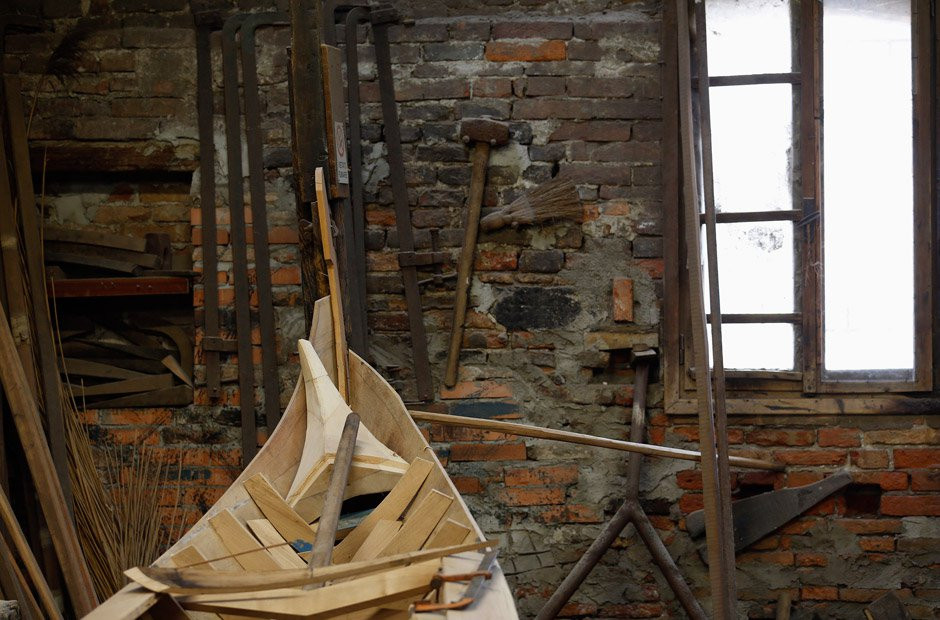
[444,118,510,388]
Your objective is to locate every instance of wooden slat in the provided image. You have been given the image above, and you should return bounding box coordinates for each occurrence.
[68,373,174,397]
[697,209,801,224]
[62,358,147,380]
[0,301,97,614]
[351,520,402,562]
[207,510,281,571]
[314,167,348,400]
[245,519,307,568]
[425,519,471,551]
[43,228,148,253]
[44,241,161,268]
[161,355,193,387]
[377,490,453,557]
[88,385,192,408]
[44,250,141,275]
[47,276,190,298]
[243,474,317,557]
[0,486,61,619]
[332,458,434,563]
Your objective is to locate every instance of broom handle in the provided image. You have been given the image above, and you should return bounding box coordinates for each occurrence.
[444,142,490,387]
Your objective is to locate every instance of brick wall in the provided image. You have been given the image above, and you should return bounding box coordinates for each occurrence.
[9,0,940,617]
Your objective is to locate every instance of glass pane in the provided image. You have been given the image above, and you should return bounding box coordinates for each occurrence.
[705,0,792,76]
[708,324,795,370]
[822,0,914,374]
[709,84,795,213]
[702,222,794,314]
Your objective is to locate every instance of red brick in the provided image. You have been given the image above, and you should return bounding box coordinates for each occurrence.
[270,266,301,285]
[818,427,861,447]
[679,493,703,513]
[635,258,664,279]
[773,450,846,466]
[471,77,512,98]
[505,465,579,487]
[839,589,889,603]
[796,552,827,567]
[452,476,484,494]
[496,486,565,506]
[550,121,631,142]
[474,249,518,271]
[597,603,664,618]
[558,602,597,617]
[534,504,603,524]
[866,427,939,444]
[485,40,567,62]
[676,469,702,490]
[852,471,908,491]
[802,586,838,600]
[911,469,940,491]
[881,495,940,516]
[612,278,634,322]
[851,450,890,469]
[449,442,526,462]
[858,536,895,552]
[894,449,940,468]
[439,381,512,400]
[837,518,902,534]
[747,429,815,447]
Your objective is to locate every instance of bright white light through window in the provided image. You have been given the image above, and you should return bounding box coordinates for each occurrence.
[705,0,792,76]
[822,0,914,376]
[708,324,795,371]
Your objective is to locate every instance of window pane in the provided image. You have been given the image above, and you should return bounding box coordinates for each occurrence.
[708,324,795,370]
[709,85,794,213]
[705,0,792,76]
[702,222,794,314]
[822,0,914,375]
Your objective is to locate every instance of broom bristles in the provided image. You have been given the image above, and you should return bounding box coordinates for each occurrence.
[480,177,581,231]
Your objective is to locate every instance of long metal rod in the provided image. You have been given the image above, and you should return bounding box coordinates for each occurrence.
[676,1,736,616]
[221,14,257,463]
[193,13,223,401]
[372,8,433,401]
[241,12,288,433]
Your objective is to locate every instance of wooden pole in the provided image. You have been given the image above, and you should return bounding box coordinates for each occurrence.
[0,301,97,615]
[409,410,781,471]
[0,487,61,619]
[309,412,360,569]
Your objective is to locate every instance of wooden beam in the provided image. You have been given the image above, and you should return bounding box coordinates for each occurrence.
[409,410,781,471]
[47,277,190,299]
[0,301,98,614]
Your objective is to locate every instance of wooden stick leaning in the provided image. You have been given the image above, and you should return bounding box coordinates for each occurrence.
[309,412,360,570]
[125,539,495,595]
[409,410,781,472]
[0,486,62,619]
[314,167,348,400]
[0,301,98,615]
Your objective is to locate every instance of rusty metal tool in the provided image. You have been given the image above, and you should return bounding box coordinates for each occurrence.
[443,117,509,388]
[309,412,360,571]
[191,5,228,401]
[414,549,498,612]
[371,4,434,401]
[221,13,257,463]
[241,11,288,432]
[537,349,707,620]
[686,471,852,553]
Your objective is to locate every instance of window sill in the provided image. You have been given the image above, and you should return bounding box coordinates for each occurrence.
[665,395,940,416]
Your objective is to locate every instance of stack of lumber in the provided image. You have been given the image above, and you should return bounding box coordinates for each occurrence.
[58,314,193,408]
[44,228,174,278]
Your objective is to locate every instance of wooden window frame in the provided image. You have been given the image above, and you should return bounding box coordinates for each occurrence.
[662,0,938,416]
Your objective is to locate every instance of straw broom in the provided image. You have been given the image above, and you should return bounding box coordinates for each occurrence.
[480,176,581,232]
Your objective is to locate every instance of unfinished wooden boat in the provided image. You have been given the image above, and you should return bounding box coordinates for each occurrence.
[88,297,517,619]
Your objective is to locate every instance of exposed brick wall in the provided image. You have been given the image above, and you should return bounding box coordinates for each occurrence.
[8,0,940,618]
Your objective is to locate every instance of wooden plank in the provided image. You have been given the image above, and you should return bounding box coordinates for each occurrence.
[128,540,492,595]
[314,167,348,400]
[409,411,780,471]
[0,300,97,614]
[425,519,471,551]
[178,560,441,618]
[4,75,73,519]
[0,532,43,620]
[88,385,192,408]
[161,355,193,387]
[243,474,317,556]
[245,519,306,568]
[81,586,157,620]
[207,510,281,571]
[67,373,174,398]
[332,458,434,563]
[44,241,161,269]
[378,490,452,558]
[62,358,147,380]
[43,228,148,253]
[170,545,238,573]
[47,277,190,299]
[351,520,402,562]
[0,486,61,619]
[44,250,141,275]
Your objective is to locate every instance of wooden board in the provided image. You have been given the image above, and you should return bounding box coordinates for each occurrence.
[378,490,453,558]
[207,510,280,571]
[68,373,174,397]
[332,458,433,563]
[314,167,348,399]
[44,228,148,253]
[243,474,317,556]
[45,241,161,269]
[245,520,306,569]
[351,520,402,562]
[425,519,472,551]
[62,358,147,380]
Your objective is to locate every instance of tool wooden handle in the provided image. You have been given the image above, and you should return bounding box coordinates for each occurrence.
[444,142,490,387]
[310,412,360,569]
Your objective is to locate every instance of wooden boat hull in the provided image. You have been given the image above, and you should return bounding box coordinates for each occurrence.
[87,298,517,619]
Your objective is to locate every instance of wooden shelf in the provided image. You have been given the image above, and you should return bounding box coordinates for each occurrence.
[47,276,190,299]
